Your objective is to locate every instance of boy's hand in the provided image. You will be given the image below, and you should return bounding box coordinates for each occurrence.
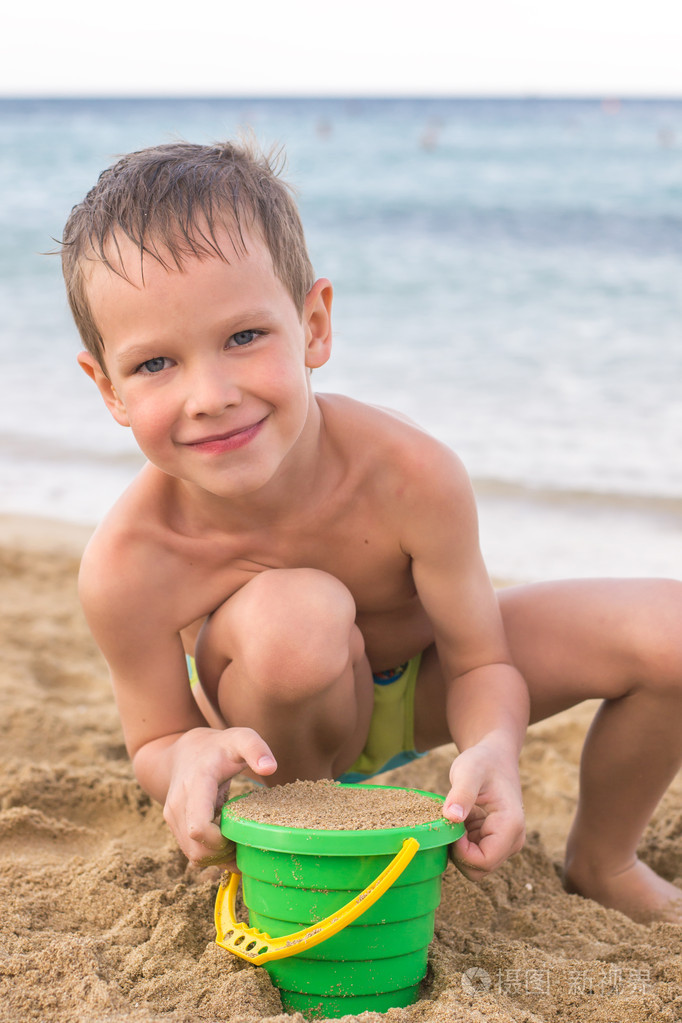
[442,744,525,881]
[162,726,278,868]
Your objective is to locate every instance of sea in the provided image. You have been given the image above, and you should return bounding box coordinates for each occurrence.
[1,96,681,582]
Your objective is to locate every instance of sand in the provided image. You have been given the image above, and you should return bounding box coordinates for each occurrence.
[224,780,447,830]
[1,513,681,1023]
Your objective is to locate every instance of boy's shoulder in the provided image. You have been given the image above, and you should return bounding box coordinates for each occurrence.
[317,392,467,480]
[318,392,438,448]
[78,465,184,606]
[317,392,478,535]
[317,392,481,561]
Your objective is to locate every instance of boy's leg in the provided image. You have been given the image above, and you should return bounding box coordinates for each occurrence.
[498,577,682,923]
[195,568,375,783]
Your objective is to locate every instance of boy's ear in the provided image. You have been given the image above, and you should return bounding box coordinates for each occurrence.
[77,351,131,427]
[303,278,333,369]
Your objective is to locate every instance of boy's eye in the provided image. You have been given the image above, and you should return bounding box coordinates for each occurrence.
[228,330,260,348]
[138,357,169,374]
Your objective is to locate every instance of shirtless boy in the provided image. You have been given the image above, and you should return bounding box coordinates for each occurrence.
[62,140,682,924]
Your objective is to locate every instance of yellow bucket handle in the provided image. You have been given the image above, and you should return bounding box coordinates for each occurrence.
[215,836,420,965]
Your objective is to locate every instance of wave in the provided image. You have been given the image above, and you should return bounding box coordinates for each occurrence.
[0,431,143,469]
[472,476,682,518]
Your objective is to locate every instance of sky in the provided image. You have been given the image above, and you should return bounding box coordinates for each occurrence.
[1,0,682,98]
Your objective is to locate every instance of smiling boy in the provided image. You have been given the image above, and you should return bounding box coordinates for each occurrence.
[63,140,682,924]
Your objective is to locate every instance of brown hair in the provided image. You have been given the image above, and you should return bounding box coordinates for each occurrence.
[61,139,315,367]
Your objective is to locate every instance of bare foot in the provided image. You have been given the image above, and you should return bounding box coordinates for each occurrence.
[564,856,682,925]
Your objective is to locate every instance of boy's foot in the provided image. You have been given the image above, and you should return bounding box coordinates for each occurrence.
[564,856,682,925]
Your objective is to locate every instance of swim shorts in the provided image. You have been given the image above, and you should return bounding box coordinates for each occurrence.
[337,653,426,783]
[185,651,426,783]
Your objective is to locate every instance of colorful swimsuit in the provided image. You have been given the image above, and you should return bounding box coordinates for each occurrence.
[338,654,426,782]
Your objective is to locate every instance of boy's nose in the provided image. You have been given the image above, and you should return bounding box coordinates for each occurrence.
[184,366,242,418]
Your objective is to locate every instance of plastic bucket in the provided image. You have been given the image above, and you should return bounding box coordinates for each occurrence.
[217,784,464,1018]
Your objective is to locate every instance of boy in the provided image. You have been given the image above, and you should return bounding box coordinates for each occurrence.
[63,140,682,924]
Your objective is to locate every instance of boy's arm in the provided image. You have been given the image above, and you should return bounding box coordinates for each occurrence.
[403,441,529,879]
[78,539,277,866]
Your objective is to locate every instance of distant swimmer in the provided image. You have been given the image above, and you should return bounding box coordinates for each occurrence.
[420,118,442,151]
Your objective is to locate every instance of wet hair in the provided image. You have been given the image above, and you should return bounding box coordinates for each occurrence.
[61,138,315,367]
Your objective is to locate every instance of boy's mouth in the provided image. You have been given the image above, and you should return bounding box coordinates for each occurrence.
[185,418,266,454]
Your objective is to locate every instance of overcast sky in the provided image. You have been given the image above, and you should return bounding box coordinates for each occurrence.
[2,0,682,98]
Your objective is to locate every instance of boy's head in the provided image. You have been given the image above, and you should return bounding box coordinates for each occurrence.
[61,139,315,369]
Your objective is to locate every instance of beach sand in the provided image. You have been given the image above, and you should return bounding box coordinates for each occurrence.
[1,514,681,1023]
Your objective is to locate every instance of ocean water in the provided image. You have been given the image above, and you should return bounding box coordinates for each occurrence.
[1,96,681,581]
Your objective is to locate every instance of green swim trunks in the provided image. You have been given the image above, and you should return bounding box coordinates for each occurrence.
[338,653,426,783]
[185,652,425,783]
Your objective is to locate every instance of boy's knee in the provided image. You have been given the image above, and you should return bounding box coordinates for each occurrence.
[235,567,356,634]
[207,568,358,697]
[629,579,682,693]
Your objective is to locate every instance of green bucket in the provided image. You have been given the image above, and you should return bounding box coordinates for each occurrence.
[216,784,464,1018]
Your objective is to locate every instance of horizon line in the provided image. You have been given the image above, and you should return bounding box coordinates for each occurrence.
[2,92,682,103]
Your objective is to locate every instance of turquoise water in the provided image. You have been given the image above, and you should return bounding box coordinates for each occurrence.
[1,97,681,579]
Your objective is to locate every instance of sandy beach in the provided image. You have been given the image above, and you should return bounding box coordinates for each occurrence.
[1,513,681,1023]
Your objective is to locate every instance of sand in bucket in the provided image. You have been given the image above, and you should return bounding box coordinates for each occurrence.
[215,780,464,1019]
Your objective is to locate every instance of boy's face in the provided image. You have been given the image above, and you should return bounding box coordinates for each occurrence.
[78,227,332,502]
